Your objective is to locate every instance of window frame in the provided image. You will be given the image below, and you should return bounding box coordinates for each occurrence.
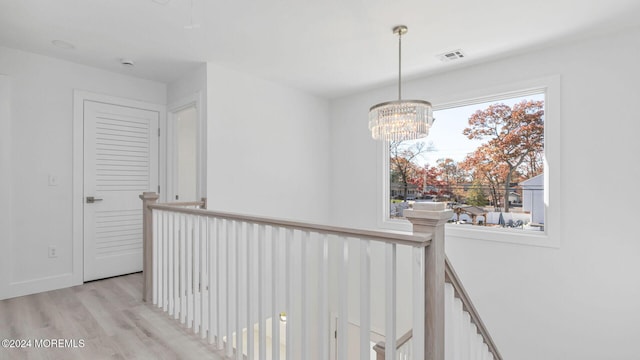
[378,76,562,248]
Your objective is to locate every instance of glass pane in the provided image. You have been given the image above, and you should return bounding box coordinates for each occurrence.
[389,93,545,232]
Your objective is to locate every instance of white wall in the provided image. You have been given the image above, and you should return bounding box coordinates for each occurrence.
[328,27,640,359]
[206,63,330,223]
[0,75,12,299]
[0,46,166,299]
[167,64,207,107]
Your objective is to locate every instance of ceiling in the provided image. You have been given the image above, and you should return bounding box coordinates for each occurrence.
[1,0,639,98]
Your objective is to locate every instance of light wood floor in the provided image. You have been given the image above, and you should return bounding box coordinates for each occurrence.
[0,273,224,360]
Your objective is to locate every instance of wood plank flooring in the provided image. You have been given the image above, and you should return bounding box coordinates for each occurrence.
[0,273,224,360]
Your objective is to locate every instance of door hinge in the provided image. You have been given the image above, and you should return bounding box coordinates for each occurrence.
[158,128,160,137]
[158,185,160,193]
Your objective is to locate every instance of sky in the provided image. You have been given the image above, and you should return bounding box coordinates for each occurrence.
[403,93,545,168]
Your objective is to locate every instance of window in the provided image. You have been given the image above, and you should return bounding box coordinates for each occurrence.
[381,77,561,247]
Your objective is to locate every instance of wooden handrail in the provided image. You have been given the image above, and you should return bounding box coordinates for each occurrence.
[445,256,502,360]
[372,258,503,360]
[162,199,207,208]
[147,203,432,247]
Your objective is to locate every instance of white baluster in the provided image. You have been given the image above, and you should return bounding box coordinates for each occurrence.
[360,239,371,360]
[168,212,175,316]
[453,298,463,360]
[412,247,426,360]
[236,221,243,359]
[301,230,309,360]
[173,213,180,320]
[207,217,216,344]
[463,312,471,360]
[258,224,266,360]
[216,218,224,349]
[193,216,200,333]
[445,283,455,360]
[180,214,187,324]
[272,226,280,360]
[318,234,329,360]
[152,210,159,305]
[247,223,255,360]
[160,211,167,310]
[337,237,349,360]
[285,228,294,360]
[385,243,396,360]
[226,219,234,358]
[475,332,483,360]
[186,215,193,329]
[200,216,207,339]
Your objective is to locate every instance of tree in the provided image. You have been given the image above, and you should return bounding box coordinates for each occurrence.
[389,141,429,200]
[460,147,509,211]
[465,180,489,207]
[463,100,544,212]
[413,164,448,200]
[436,158,468,203]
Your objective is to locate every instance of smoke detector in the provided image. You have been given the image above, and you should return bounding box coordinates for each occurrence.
[437,49,466,62]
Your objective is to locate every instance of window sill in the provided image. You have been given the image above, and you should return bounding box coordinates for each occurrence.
[380,218,559,249]
[444,224,558,248]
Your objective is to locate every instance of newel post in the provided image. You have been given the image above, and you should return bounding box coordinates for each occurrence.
[140,192,159,302]
[403,202,453,360]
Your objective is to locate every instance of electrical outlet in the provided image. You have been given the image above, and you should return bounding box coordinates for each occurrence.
[48,246,58,258]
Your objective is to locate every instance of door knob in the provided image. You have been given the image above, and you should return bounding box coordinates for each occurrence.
[86,196,103,203]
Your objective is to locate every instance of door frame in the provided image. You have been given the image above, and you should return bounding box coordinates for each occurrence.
[72,90,166,285]
[167,92,205,203]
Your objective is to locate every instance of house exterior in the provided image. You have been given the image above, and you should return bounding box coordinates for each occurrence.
[520,174,544,224]
[1,4,640,360]
[390,182,419,200]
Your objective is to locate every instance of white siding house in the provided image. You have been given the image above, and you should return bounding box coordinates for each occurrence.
[520,174,544,224]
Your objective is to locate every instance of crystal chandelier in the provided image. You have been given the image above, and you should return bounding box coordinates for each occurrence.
[369,25,434,142]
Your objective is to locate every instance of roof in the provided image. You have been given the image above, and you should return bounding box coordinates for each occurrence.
[520,174,544,186]
[453,206,487,216]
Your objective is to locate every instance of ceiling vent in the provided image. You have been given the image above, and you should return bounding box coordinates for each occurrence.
[120,59,135,67]
[437,49,466,62]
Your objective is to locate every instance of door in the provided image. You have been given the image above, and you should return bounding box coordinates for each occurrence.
[172,104,198,201]
[83,100,159,281]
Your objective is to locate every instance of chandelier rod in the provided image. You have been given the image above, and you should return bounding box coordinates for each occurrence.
[393,25,408,101]
[398,27,402,101]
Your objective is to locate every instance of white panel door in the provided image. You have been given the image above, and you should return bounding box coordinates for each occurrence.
[83,100,159,282]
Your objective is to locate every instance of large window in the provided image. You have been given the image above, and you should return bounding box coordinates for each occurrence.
[384,84,559,244]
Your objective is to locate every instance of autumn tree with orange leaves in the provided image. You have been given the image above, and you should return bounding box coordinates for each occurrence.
[437,158,468,203]
[462,100,544,212]
[390,141,430,200]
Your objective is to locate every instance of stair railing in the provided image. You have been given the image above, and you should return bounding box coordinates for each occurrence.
[444,256,502,360]
[372,257,503,360]
[141,193,452,360]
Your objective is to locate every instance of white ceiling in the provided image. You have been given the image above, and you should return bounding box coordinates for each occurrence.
[1,0,639,98]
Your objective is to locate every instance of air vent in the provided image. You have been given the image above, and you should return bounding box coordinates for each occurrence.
[437,49,466,62]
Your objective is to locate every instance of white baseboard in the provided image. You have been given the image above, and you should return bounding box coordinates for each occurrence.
[2,273,76,300]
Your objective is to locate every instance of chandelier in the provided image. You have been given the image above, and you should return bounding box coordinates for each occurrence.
[369,25,433,142]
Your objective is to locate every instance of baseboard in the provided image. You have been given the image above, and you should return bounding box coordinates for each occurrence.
[1,273,76,300]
